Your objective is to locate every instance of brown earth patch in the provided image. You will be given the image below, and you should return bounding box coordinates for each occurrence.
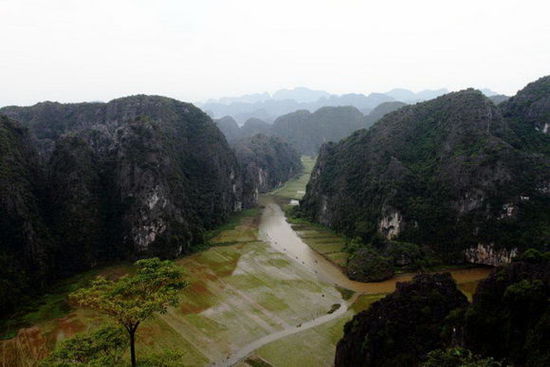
[0,327,48,367]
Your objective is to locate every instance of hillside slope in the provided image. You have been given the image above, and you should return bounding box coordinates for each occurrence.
[271,106,365,155]
[233,134,302,207]
[0,96,255,314]
[300,81,550,264]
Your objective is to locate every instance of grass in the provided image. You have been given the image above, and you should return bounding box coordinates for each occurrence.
[291,222,349,268]
[0,263,132,340]
[1,206,342,367]
[206,207,261,244]
[271,156,315,201]
[254,293,386,367]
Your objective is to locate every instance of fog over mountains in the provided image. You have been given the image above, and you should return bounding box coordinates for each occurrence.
[201,86,502,124]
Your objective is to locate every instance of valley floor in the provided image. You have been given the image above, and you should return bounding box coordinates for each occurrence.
[0,156,492,367]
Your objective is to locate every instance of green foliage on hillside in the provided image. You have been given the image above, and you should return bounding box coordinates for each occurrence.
[233,134,303,207]
[300,80,550,262]
[335,252,550,367]
[70,258,188,367]
[40,325,126,367]
[0,116,54,315]
[463,251,550,366]
[422,348,503,367]
[335,273,468,367]
[345,244,395,281]
[0,95,247,315]
[271,106,366,155]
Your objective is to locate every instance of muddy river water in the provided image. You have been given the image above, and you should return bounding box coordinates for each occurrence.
[216,196,491,366]
[259,196,492,294]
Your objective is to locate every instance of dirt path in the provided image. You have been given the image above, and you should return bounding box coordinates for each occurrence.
[211,197,492,366]
[211,293,359,367]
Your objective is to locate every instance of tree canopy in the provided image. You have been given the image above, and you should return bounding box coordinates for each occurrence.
[70,258,188,367]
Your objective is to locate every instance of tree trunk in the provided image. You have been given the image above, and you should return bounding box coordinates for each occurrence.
[130,329,137,367]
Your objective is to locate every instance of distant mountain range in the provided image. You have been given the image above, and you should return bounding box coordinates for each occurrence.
[215,101,407,155]
[201,87,504,124]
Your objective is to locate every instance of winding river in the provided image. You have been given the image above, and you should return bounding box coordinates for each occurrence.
[259,196,491,294]
[216,197,491,366]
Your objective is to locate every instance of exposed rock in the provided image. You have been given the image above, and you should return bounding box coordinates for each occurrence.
[0,96,252,314]
[232,134,302,207]
[464,243,518,266]
[301,82,550,262]
[378,209,403,239]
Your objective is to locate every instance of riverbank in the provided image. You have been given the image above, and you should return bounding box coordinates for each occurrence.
[0,158,492,366]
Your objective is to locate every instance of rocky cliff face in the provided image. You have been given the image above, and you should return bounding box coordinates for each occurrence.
[232,134,302,207]
[0,96,255,314]
[0,116,53,314]
[2,96,246,259]
[301,79,550,263]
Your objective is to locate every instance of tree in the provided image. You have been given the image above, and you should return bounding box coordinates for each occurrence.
[422,348,503,367]
[40,325,126,366]
[70,258,188,367]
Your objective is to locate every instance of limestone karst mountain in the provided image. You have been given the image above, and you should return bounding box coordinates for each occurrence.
[232,134,302,207]
[300,78,550,266]
[271,106,366,155]
[0,96,252,314]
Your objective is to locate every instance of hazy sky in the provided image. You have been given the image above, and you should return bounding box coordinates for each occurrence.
[1,0,549,106]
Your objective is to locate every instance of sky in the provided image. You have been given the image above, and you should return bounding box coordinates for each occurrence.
[1,0,549,106]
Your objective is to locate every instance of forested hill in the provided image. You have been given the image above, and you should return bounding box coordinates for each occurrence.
[300,77,550,266]
[215,103,410,156]
[0,96,250,315]
[270,106,365,155]
[232,134,302,207]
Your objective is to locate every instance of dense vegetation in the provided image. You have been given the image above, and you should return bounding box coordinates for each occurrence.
[299,77,550,278]
[214,116,241,142]
[70,258,187,367]
[335,251,550,366]
[463,250,550,366]
[363,101,407,128]
[0,96,252,315]
[0,116,54,315]
[214,116,273,143]
[271,106,366,155]
[215,103,409,157]
[232,134,302,207]
[335,273,469,366]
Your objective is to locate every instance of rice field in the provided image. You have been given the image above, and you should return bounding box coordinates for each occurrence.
[0,208,344,367]
[271,156,315,201]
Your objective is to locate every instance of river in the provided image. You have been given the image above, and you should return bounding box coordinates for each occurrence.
[259,196,491,294]
[214,197,491,366]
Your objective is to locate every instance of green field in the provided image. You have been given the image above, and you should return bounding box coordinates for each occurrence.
[271,156,350,269]
[272,156,315,201]
[252,294,385,367]
[0,208,345,367]
[0,162,489,366]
